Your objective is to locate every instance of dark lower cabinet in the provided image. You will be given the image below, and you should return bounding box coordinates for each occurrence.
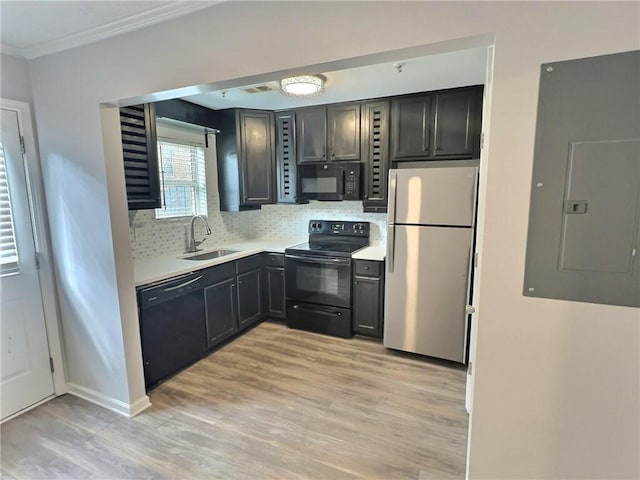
[265,266,286,318]
[237,268,263,328]
[192,255,266,351]
[352,260,384,338]
[263,253,286,319]
[204,277,237,347]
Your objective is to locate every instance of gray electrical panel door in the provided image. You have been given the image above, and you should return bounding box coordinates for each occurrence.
[524,50,640,307]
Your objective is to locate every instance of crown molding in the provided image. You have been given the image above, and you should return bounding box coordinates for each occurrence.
[14,2,221,60]
[0,43,24,58]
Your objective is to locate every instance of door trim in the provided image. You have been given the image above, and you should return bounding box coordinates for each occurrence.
[1,98,67,398]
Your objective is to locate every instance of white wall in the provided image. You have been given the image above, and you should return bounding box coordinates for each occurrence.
[26,2,639,478]
[1,53,33,102]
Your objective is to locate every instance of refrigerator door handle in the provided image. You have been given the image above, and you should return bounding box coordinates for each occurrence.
[387,224,395,273]
[388,171,398,224]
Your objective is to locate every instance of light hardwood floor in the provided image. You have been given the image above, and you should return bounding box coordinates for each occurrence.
[1,322,468,479]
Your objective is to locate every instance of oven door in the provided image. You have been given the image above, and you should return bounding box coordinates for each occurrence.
[285,253,351,308]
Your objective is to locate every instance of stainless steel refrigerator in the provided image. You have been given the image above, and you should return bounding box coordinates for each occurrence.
[383,166,477,363]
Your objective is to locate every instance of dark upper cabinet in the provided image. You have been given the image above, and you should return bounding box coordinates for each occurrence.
[120,103,162,210]
[352,260,384,338]
[275,111,299,203]
[296,103,361,163]
[296,108,327,163]
[432,89,480,158]
[390,86,483,161]
[237,268,263,328]
[215,109,276,211]
[361,101,390,213]
[205,277,238,347]
[155,99,220,129]
[327,104,361,161]
[390,96,432,160]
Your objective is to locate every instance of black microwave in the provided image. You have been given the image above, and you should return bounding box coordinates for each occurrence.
[298,163,361,201]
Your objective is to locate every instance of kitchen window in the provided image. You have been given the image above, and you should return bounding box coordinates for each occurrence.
[155,138,207,219]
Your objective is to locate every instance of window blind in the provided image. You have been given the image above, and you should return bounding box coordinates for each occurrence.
[0,141,19,275]
[155,141,207,219]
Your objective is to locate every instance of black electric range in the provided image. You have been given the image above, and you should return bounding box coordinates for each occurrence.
[285,220,370,338]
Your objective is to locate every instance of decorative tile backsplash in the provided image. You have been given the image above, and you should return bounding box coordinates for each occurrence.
[130,199,386,259]
[241,202,386,244]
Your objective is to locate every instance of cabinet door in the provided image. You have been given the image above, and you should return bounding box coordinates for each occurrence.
[361,101,390,212]
[204,277,238,347]
[237,268,264,329]
[390,96,432,160]
[266,267,286,318]
[120,103,162,210]
[296,108,327,163]
[432,90,477,158]
[353,275,382,337]
[327,103,360,161]
[238,110,275,204]
[275,111,298,203]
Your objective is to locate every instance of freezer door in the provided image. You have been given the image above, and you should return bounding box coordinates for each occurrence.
[389,167,477,226]
[383,225,472,362]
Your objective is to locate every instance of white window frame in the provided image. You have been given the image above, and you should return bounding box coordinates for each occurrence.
[154,121,209,220]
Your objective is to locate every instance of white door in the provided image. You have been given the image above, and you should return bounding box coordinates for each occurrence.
[1,107,53,420]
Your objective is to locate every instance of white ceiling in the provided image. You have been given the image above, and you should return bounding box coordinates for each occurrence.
[0,1,219,59]
[185,47,488,111]
[0,1,487,109]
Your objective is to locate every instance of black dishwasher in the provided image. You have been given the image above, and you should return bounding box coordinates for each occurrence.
[138,272,206,389]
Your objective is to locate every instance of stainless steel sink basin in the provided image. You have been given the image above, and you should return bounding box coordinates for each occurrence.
[182,249,240,261]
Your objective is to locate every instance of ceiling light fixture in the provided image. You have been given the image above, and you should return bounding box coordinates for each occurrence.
[280,75,325,97]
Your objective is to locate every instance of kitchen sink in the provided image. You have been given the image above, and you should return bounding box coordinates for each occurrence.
[182,249,240,261]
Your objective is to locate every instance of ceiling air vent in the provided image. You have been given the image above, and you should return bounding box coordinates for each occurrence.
[242,85,274,94]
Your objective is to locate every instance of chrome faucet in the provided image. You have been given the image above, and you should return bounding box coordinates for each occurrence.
[186,215,212,253]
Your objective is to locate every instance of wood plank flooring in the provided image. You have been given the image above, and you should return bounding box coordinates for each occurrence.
[1,322,469,479]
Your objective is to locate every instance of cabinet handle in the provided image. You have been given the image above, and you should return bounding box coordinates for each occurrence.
[354,281,359,285]
[231,284,235,287]
[163,275,203,291]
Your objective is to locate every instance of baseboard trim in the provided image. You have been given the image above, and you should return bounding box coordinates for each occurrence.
[67,383,151,418]
[1,394,56,424]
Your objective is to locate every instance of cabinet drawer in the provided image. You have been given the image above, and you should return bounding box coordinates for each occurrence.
[236,254,263,274]
[354,260,382,277]
[202,262,235,286]
[264,252,285,267]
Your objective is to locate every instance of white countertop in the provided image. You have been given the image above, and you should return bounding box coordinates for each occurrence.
[352,245,386,261]
[134,238,305,287]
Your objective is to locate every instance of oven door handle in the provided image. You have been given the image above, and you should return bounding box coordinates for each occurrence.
[293,305,343,317]
[285,254,351,266]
